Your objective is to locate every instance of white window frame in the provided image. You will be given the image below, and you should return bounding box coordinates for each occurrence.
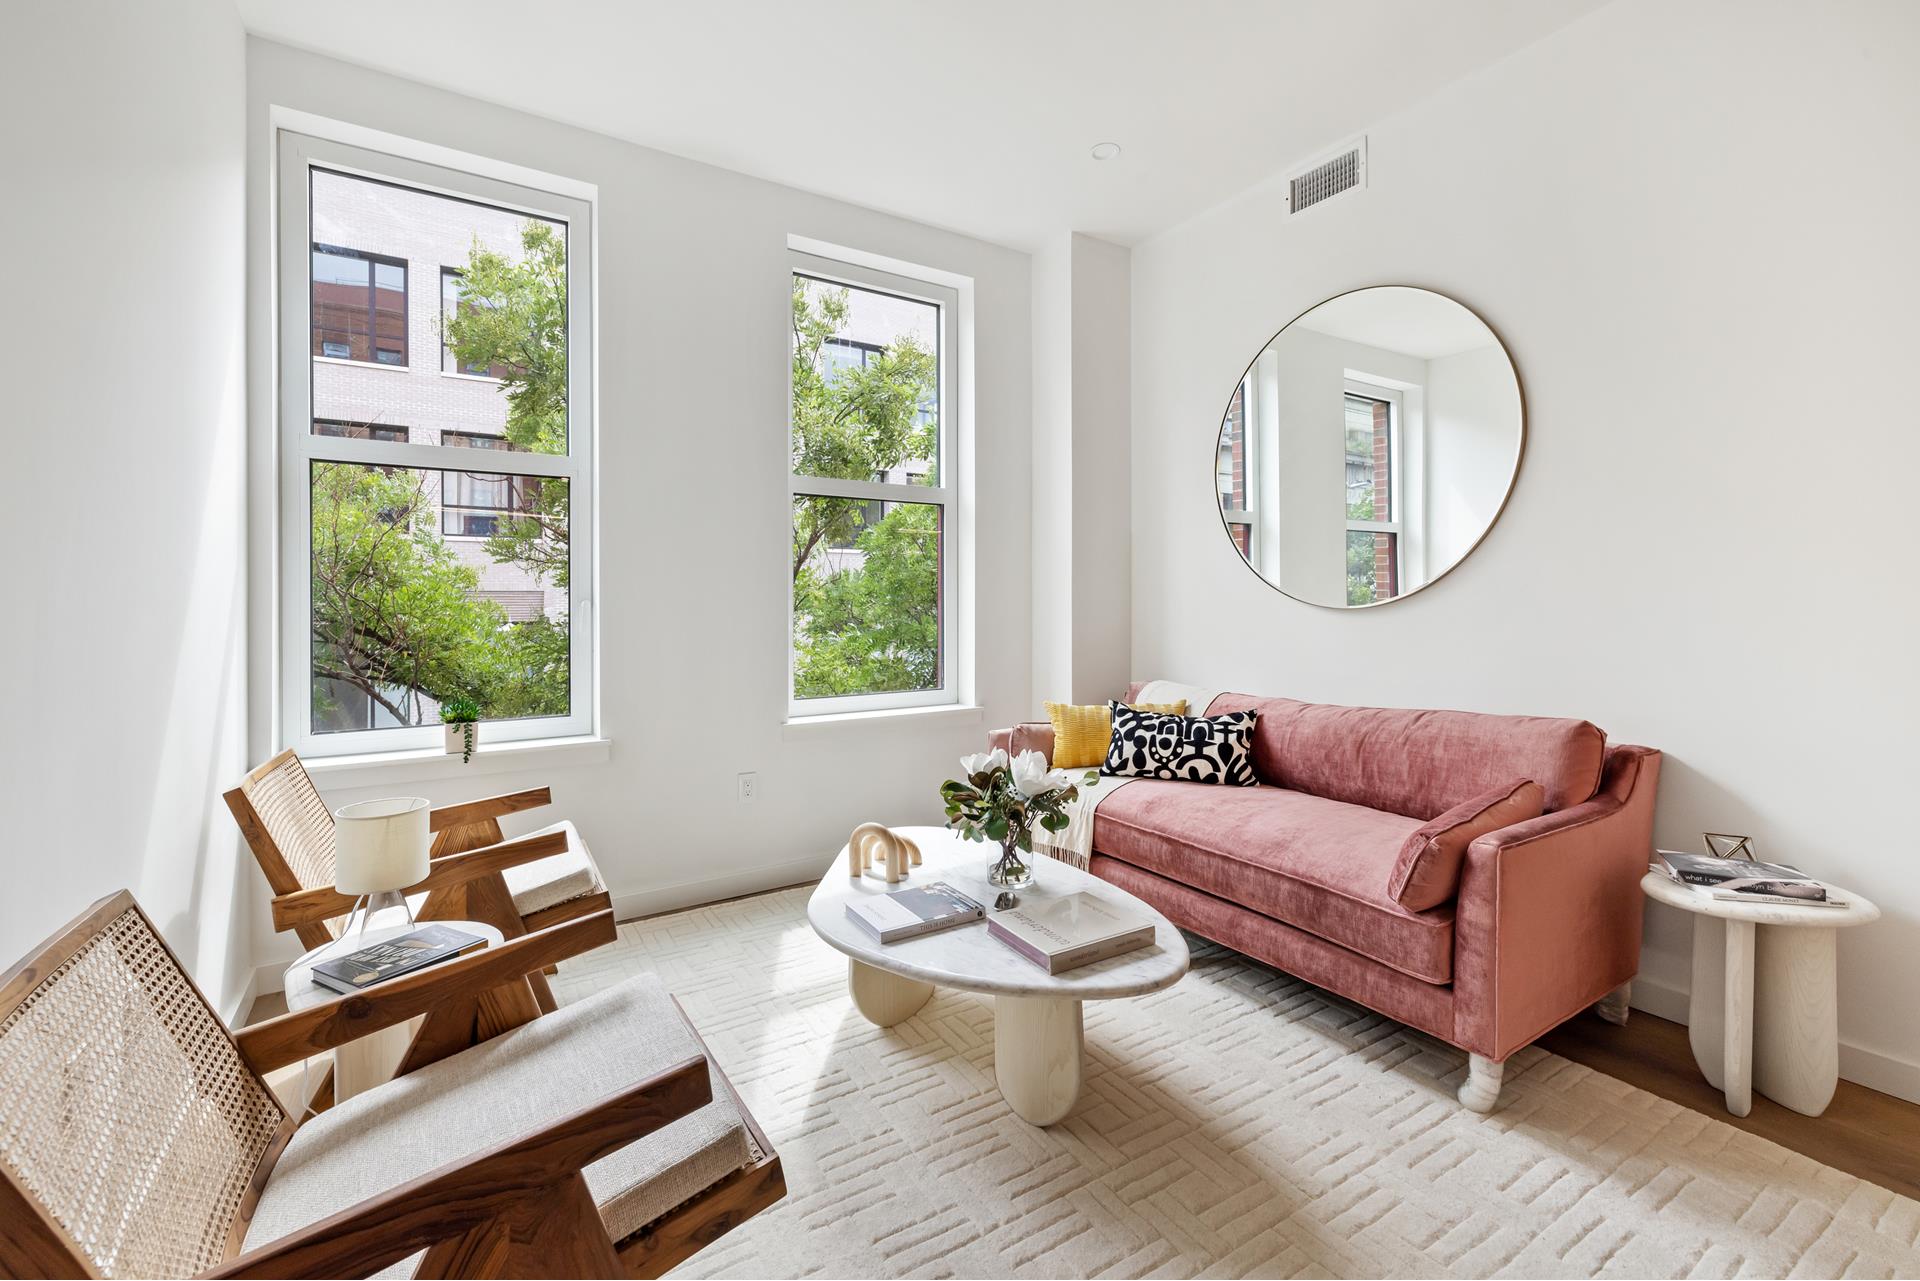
[275,130,595,758]
[787,249,960,718]
[1219,371,1255,545]
[1343,380,1403,595]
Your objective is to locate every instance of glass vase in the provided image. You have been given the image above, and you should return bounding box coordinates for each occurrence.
[986,836,1033,890]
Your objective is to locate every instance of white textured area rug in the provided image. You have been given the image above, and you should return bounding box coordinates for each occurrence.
[552,886,1920,1279]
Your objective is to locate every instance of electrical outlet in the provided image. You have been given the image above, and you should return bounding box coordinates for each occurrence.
[737,772,758,803]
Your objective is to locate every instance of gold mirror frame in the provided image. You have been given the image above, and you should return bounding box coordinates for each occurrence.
[1213,285,1527,609]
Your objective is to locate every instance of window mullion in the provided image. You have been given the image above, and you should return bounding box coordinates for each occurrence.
[789,475,947,505]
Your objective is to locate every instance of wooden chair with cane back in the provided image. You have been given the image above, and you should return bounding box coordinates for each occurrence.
[224,748,613,1014]
[0,891,786,1280]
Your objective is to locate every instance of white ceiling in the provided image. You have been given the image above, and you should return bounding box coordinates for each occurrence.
[236,0,1605,251]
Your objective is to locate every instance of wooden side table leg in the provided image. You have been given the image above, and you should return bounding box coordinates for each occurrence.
[1754,924,1839,1116]
[1721,919,1756,1117]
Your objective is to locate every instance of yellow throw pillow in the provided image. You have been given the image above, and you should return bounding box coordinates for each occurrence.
[1044,700,1189,769]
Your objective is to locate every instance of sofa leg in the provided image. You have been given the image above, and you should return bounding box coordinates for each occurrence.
[1595,981,1631,1026]
[1458,1053,1505,1113]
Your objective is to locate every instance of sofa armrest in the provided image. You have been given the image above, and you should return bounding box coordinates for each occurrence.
[988,721,1055,766]
[1451,745,1662,1061]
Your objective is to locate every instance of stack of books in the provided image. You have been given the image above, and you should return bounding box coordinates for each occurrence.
[310,923,487,994]
[844,882,986,943]
[987,892,1155,974]
[1654,850,1845,908]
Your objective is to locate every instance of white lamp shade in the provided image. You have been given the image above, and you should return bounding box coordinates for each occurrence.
[333,797,431,895]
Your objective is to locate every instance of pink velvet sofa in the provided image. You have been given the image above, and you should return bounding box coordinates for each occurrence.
[990,686,1661,1111]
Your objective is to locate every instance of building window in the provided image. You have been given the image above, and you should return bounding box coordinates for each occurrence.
[441,268,511,378]
[314,419,408,442]
[441,431,536,537]
[789,251,959,716]
[1344,387,1401,605]
[311,245,408,365]
[1218,378,1253,559]
[279,133,594,754]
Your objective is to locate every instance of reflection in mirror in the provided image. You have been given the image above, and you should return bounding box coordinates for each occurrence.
[1217,286,1522,608]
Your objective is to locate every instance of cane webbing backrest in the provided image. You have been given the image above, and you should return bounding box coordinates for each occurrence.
[0,898,286,1278]
[235,750,346,939]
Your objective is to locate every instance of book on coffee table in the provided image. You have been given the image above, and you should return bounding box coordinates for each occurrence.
[988,892,1155,974]
[309,923,487,994]
[845,881,986,944]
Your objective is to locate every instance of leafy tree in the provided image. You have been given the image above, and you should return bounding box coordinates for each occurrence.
[789,281,936,578]
[309,464,503,724]
[444,220,570,588]
[792,502,940,698]
[788,281,939,697]
[309,464,571,724]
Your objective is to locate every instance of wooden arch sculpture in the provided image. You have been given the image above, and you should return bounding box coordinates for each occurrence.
[846,823,922,884]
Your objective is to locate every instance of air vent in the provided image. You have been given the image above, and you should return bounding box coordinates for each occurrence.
[1286,137,1367,215]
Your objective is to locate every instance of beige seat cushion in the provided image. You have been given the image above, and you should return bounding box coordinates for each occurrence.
[500,818,605,916]
[245,974,751,1276]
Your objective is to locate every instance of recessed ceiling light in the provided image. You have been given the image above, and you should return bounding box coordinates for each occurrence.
[1090,142,1122,161]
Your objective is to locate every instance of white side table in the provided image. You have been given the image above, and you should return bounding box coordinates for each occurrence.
[1641,871,1878,1117]
[284,914,505,1103]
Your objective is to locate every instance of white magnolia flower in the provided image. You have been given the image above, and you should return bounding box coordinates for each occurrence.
[959,747,1009,778]
[1011,750,1074,799]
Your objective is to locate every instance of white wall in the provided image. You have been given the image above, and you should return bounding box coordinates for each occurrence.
[245,40,1034,976]
[1131,0,1920,1098]
[0,2,253,1013]
[1030,232,1133,710]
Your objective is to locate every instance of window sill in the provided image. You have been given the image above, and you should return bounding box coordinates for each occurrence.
[782,703,981,739]
[303,735,612,788]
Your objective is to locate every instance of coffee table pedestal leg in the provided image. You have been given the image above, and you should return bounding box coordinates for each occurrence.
[994,995,1084,1126]
[848,958,933,1027]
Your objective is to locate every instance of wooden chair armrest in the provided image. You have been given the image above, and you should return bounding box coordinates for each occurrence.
[429,786,552,834]
[235,910,615,1074]
[206,1055,711,1280]
[270,829,570,933]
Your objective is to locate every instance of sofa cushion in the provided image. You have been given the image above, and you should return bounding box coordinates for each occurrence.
[1103,703,1258,785]
[1093,780,1455,983]
[501,818,605,916]
[1389,780,1545,911]
[1045,700,1189,768]
[244,974,751,1276]
[1208,693,1606,818]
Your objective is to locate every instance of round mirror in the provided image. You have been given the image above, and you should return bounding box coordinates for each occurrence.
[1215,286,1523,608]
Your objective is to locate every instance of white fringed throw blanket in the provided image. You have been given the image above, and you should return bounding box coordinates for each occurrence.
[1037,680,1224,870]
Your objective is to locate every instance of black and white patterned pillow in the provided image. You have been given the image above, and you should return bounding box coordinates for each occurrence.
[1102,701,1258,786]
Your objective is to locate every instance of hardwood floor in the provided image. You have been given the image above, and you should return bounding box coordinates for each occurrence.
[1541,1008,1920,1202]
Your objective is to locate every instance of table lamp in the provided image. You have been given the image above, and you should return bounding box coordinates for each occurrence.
[333,796,431,937]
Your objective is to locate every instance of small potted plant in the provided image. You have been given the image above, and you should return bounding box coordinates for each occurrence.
[940,748,1094,890]
[441,696,481,763]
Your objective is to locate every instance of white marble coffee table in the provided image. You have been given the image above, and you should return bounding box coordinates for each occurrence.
[807,825,1189,1125]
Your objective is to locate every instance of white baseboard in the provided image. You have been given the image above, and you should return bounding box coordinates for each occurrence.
[609,856,824,923]
[1630,974,1920,1105]
[223,968,261,1026]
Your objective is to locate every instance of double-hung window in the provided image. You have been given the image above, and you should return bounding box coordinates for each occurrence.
[1343,384,1402,605]
[788,250,959,717]
[277,131,594,755]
